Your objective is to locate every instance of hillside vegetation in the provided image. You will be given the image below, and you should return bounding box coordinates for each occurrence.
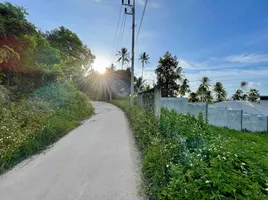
[113,99,268,200]
[0,83,94,174]
[0,2,95,174]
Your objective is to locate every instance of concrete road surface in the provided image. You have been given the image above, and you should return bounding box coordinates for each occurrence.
[0,102,143,200]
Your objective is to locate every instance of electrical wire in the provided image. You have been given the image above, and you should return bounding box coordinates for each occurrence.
[110,5,122,64]
[136,0,149,42]
[113,14,127,63]
[118,14,127,52]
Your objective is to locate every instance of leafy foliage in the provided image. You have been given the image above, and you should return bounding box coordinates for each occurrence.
[155,52,183,97]
[178,78,190,97]
[213,82,227,102]
[0,2,95,91]
[0,83,94,174]
[113,99,268,199]
[197,77,211,102]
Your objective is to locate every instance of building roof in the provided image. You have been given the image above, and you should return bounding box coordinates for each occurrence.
[210,101,268,116]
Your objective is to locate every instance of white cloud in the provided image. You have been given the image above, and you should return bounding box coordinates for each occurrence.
[225,53,268,63]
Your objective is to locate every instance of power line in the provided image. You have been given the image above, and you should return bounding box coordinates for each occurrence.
[113,14,127,64]
[110,5,122,64]
[118,14,127,52]
[136,0,149,42]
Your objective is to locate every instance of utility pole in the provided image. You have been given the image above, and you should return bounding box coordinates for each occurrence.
[122,0,135,105]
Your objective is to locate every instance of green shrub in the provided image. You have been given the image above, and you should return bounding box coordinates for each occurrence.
[0,82,94,174]
[112,100,268,200]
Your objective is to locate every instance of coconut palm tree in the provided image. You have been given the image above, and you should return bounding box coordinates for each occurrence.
[197,77,211,102]
[232,89,243,100]
[241,81,248,90]
[213,82,227,102]
[189,92,199,102]
[134,76,146,93]
[248,88,259,102]
[204,90,213,103]
[116,47,130,69]
[139,52,150,79]
[178,78,190,97]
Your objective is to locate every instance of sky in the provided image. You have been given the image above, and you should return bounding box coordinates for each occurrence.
[5,0,268,96]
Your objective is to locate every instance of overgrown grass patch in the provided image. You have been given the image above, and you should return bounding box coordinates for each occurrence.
[0,83,94,174]
[112,99,268,200]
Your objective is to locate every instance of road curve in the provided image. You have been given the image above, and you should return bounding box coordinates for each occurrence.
[0,102,143,200]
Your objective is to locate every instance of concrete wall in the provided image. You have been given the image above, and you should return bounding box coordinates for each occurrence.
[260,100,268,106]
[227,110,243,131]
[187,102,208,120]
[243,114,268,132]
[160,96,268,132]
[208,107,228,127]
[137,87,161,118]
[161,98,188,114]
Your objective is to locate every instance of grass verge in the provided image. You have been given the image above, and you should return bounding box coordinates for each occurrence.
[0,83,94,174]
[112,99,268,200]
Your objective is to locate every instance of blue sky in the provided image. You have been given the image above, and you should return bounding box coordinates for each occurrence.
[6,0,268,96]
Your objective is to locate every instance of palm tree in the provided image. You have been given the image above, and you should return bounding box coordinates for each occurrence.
[232,89,243,100]
[116,47,130,69]
[139,52,150,79]
[213,82,227,102]
[134,76,146,93]
[144,84,151,91]
[248,88,259,102]
[241,81,248,90]
[110,63,116,71]
[179,79,190,97]
[204,90,213,103]
[197,77,211,102]
[189,92,199,102]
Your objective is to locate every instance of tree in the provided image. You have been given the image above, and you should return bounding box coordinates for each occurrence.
[197,77,211,102]
[116,47,130,70]
[189,92,199,102]
[232,89,243,100]
[178,78,190,97]
[248,88,259,102]
[155,52,183,97]
[204,90,213,103]
[144,84,151,91]
[241,81,248,90]
[139,52,150,79]
[134,76,146,92]
[213,82,227,102]
[110,63,116,71]
[45,26,95,79]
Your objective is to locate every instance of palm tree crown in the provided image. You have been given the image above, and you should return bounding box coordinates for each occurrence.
[197,77,211,102]
[134,76,146,92]
[116,47,130,69]
[213,82,227,102]
[179,78,190,97]
[139,52,150,79]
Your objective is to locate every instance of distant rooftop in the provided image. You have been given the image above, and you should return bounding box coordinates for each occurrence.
[210,101,268,116]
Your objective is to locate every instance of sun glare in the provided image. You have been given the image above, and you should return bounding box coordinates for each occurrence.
[93,57,109,74]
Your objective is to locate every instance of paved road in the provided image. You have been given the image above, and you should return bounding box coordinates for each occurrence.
[0,102,143,200]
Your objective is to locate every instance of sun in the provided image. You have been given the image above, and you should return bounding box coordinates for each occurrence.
[93,57,110,74]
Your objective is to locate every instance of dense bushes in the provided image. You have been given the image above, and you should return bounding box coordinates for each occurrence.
[0,83,94,174]
[112,99,268,200]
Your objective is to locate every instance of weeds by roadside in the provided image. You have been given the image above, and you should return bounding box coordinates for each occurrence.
[112,99,268,200]
[0,83,94,174]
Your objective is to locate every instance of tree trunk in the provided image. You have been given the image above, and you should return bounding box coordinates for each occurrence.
[141,62,144,80]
